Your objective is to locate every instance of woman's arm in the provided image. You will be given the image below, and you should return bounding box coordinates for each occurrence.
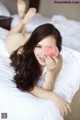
[30,86,71,116]
[42,70,55,91]
[30,86,54,99]
[42,55,63,91]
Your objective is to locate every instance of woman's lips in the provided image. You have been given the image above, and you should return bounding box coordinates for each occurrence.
[39,57,46,62]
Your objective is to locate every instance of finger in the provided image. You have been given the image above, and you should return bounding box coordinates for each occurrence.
[52,56,58,63]
[47,56,56,65]
[61,105,69,117]
[46,56,57,70]
[46,57,51,64]
[62,103,71,116]
[45,58,48,64]
[66,104,72,113]
[60,107,65,117]
[64,106,68,116]
[47,57,55,68]
[45,57,51,67]
[46,58,52,68]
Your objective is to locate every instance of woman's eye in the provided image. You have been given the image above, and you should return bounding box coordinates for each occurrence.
[36,45,41,48]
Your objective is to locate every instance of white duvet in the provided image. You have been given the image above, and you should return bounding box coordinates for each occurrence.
[0,28,80,120]
[0,55,62,120]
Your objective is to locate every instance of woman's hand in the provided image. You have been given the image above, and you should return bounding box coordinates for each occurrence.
[30,86,71,117]
[45,56,58,71]
[51,93,71,117]
[42,56,59,90]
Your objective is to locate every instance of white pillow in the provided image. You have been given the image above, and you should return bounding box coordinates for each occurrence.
[11,15,20,28]
[0,27,9,56]
[54,46,80,103]
[50,15,80,52]
[0,2,11,16]
[0,27,9,40]
[0,40,9,57]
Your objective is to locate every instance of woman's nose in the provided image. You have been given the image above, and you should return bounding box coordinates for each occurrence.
[41,48,45,56]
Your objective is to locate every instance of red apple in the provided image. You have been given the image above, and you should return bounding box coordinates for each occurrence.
[44,45,59,57]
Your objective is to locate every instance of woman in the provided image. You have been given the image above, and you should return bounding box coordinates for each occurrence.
[4,0,71,118]
[9,23,71,117]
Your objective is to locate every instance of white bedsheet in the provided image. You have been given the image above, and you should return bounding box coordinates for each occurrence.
[50,15,80,52]
[0,55,63,120]
[0,27,80,120]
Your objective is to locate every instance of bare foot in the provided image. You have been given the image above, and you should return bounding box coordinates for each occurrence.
[17,0,26,18]
[22,8,36,24]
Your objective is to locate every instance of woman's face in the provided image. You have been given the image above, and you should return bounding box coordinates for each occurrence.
[34,35,56,66]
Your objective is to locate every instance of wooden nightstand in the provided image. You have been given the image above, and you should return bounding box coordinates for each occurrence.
[0,16,13,30]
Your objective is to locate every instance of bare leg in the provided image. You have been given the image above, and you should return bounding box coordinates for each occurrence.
[17,0,26,35]
[5,0,36,54]
[5,7,36,54]
[8,0,26,36]
[21,7,36,35]
[17,0,36,35]
[7,7,36,36]
[17,0,26,19]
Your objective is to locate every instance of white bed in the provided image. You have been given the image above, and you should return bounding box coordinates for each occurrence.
[11,13,80,52]
[0,27,80,120]
[0,2,80,120]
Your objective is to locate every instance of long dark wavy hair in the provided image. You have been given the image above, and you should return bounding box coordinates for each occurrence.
[10,23,62,91]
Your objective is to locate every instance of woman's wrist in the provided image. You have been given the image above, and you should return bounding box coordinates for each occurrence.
[42,70,55,90]
[42,78,55,91]
[45,70,55,83]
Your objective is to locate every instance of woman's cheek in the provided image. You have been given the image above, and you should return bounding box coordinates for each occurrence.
[34,49,40,56]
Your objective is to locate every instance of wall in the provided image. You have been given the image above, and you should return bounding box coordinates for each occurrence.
[0,0,80,21]
[39,0,80,21]
[0,0,29,15]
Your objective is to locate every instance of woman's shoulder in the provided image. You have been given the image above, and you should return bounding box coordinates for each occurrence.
[57,54,63,70]
[58,54,63,62]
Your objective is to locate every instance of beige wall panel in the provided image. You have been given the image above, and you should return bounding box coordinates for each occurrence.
[39,0,80,21]
[0,0,29,14]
